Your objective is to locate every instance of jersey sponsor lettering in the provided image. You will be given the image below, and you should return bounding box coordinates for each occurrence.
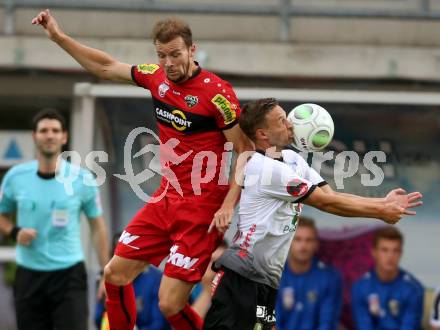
[155,107,193,131]
[153,99,217,134]
[136,63,160,75]
[238,223,257,258]
[211,270,225,296]
[211,94,237,125]
[119,230,140,249]
[167,244,199,270]
[283,214,299,233]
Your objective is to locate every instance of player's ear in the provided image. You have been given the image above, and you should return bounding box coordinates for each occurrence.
[255,128,267,141]
[189,43,196,57]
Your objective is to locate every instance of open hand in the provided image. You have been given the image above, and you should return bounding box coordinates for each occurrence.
[385,188,423,216]
[208,206,234,233]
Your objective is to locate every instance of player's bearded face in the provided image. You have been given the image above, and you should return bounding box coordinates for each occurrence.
[33,119,67,158]
[155,37,195,83]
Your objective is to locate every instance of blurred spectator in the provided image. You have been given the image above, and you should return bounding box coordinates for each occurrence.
[351,226,424,330]
[95,233,169,330]
[276,217,343,330]
[430,287,440,330]
[0,109,109,330]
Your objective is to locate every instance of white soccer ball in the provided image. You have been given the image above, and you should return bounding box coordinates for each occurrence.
[287,103,334,152]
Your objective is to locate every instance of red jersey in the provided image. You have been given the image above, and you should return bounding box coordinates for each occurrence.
[131,63,241,199]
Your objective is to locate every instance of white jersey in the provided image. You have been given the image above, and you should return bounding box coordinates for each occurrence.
[217,149,326,289]
[431,287,440,328]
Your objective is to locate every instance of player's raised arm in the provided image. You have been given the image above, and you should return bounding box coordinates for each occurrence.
[31,9,132,83]
[303,186,422,224]
[319,185,423,216]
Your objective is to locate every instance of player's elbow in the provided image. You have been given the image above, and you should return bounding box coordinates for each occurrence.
[98,61,120,81]
[99,65,115,81]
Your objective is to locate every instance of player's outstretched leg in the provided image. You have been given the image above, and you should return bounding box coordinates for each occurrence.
[104,255,149,330]
[159,275,203,330]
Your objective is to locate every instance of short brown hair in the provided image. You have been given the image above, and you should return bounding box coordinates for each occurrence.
[239,98,279,141]
[32,109,67,132]
[298,216,318,236]
[152,17,193,47]
[373,226,403,247]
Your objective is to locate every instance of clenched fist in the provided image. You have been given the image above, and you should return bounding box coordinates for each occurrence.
[31,9,64,42]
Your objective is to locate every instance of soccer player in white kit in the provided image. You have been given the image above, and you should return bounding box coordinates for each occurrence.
[204,98,423,330]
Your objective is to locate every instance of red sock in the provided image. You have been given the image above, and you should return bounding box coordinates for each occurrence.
[105,282,136,330]
[166,304,204,330]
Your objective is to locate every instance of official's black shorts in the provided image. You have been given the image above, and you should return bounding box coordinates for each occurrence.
[14,262,88,330]
[203,266,277,330]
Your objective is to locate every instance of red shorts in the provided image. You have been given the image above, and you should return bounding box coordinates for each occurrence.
[114,194,224,283]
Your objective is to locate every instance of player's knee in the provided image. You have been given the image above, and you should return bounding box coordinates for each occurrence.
[103,263,131,286]
[158,295,183,317]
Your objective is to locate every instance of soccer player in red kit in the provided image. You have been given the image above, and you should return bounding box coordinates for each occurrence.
[32,10,250,330]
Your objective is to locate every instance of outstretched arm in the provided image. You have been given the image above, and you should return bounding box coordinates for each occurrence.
[320,185,422,216]
[303,186,422,224]
[32,9,132,82]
